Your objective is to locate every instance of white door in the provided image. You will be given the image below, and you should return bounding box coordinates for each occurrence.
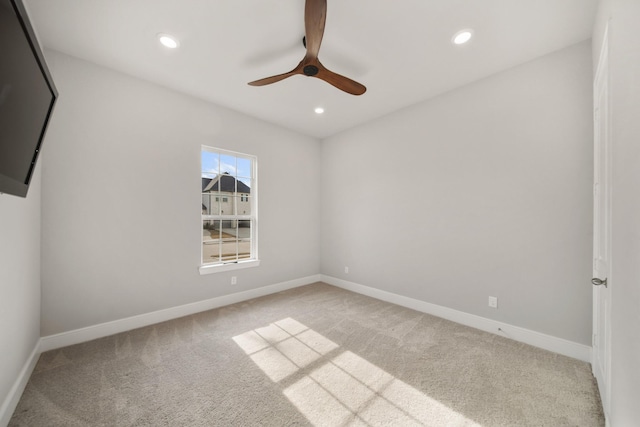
[592,24,611,418]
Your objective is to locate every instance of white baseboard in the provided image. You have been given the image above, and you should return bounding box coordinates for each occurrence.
[321,275,592,363]
[0,340,40,427]
[40,274,321,352]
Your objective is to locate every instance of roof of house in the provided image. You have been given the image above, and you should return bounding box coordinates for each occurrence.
[202,173,250,194]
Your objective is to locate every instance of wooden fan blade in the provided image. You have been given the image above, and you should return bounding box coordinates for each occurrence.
[304,0,326,59]
[315,61,366,95]
[248,62,304,87]
[248,72,297,87]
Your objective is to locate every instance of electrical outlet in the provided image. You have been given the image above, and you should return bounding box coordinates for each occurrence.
[344,266,349,274]
[231,276,237,285]
[488,296,498,308]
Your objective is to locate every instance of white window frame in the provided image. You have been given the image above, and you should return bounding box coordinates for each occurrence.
[199,146,259,275]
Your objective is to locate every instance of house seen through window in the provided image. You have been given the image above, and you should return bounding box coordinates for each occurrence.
[201,146,257,269]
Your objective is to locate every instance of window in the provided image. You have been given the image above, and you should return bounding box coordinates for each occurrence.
[200,146,258,273]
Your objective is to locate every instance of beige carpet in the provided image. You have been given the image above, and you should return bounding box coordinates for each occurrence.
[10,282,604,426]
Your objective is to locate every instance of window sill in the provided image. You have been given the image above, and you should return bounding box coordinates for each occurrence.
[199,259,260,275]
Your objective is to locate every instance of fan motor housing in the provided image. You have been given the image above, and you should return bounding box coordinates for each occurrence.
[303,65,319,76]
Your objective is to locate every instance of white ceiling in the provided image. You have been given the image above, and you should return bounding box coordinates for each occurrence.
[26,0,598,139]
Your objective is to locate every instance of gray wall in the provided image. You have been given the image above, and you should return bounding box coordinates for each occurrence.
[593,0,640,424]
[0,165,41,418]
[40,52,321,336]
[321,42,594,345]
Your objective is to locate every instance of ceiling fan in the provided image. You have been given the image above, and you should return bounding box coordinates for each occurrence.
[248,0,366,96]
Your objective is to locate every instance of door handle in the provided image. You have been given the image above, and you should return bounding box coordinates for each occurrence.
[592,278,608,288]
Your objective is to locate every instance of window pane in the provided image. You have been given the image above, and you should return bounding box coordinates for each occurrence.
[235,177,252,198]
[237,157,251,179]
[238,220,251,240]
[202,175,217,192]
[238,242,251,260]
[238,177,251,188]
[203,221,221,264]
[202,193,221,215]
[219,197,230,215]
[239,226,251,260]
[220,154,236,176]
[237,220,251,260]
[202,242,217,263]
[202,152,220,177]
[236,196,251,215]
[226,196,246,216]
[203,220,221,239]
[221,238,238,261]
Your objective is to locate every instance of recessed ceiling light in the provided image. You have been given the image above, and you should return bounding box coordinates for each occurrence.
[314,107,325,114]
[158,33,179,49]
[452,29,473,45]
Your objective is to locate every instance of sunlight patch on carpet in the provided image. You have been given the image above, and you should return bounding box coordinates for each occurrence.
[233,318,480,426]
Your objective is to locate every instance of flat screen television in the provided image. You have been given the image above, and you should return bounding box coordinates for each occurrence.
[0,0,57,198]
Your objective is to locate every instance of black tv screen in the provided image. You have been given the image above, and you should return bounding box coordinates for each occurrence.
[0,0,57,198]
